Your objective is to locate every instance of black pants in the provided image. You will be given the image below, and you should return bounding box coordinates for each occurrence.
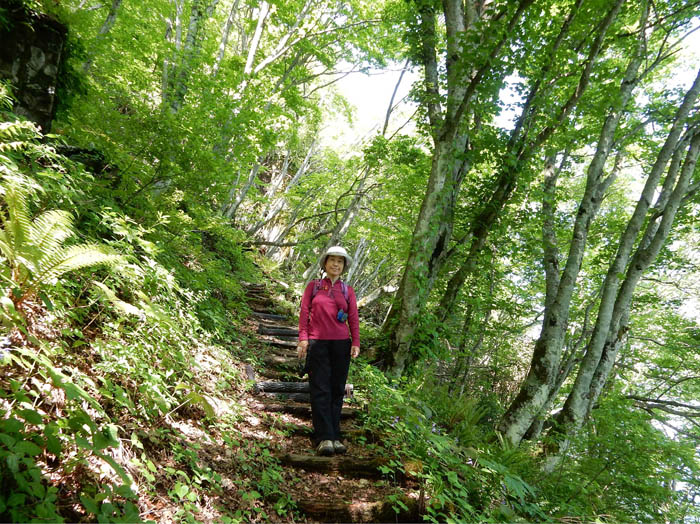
[307,338,351,444]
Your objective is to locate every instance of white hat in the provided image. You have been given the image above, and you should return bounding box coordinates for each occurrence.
[320,245,353,273]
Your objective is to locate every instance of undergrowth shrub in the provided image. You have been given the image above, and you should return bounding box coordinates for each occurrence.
[350,363,546,523]
[535,397,699,523]
[0,83,256,521]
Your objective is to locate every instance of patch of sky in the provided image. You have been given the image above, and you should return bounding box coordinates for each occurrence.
[493,72,525,131]
[322,61,419,151]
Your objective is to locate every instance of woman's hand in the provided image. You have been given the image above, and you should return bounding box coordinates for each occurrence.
[351,346,360,359]
[297,340,309,359]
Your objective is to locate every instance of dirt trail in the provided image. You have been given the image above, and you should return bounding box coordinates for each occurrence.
[241,282,421,523]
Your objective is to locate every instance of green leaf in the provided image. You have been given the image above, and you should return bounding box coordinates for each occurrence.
[38,290,53,311]
[7,492,25,507]
[0,432,16,447]
[6,453,19,472]
[75,436,92,449]
[173,482,189,499]
[185,391,216,418]
[17,408,43,425]
[446,471,460,486]
[0,417,23,433]
[93,424,119,450]
[45,434,61,456]
[13,440,42,456]
[80,494,99,515]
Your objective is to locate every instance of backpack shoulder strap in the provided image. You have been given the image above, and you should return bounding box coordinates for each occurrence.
[311,279,322,299]
[340,281,349,302]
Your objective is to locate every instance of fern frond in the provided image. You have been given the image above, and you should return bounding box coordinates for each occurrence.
[1,185,31,261]
[30,244,124,289]
[0,141,29,153]
[0,231,12,264]
[31,209,74,254]
[0,179,127,305]
[0,120,38,141]
[92,281,143,317]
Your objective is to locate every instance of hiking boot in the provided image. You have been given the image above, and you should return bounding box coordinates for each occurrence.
[333,440,347,454]
[316,440,334,456]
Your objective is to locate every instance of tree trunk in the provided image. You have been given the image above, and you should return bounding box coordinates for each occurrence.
[558,68,700,434]
[436,0,617,322]
[586,134,700,416]
[83,0,122,74]
[498,2,651,445]
[163,0,217,113]
[212,0,239,76]
[222,160,263,220]
[382,134,468,376]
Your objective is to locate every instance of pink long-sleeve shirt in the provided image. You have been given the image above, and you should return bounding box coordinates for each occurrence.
[298,278,360,348]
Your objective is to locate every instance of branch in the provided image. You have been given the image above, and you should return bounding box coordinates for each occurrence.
[627,394,700,412]
[245,229,333,247]
[654,375,700,400]
[383,59,410,137]
[648,415,700,441]
[286,208,349,232]
[303,66,360,98]
[388,107,420,141]
[357,285,398,309]
[253,18,382,76]
[446,0,534,142]
[244,1,270,75]
[417,2,442,135]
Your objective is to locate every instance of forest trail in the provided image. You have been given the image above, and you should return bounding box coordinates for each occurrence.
[240,282,421,523]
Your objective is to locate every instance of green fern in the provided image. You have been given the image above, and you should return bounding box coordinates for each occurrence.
[0,180,124,307]
[0,81,13,111]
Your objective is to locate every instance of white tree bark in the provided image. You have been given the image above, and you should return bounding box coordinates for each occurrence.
[83,0,122,74]
[243,1,270,75]
[586,130,700,417]
[559,67,700,433]
[498,1,650,445]
[212,0,240,76]
[382,0,537,377]
[164,0,218,113]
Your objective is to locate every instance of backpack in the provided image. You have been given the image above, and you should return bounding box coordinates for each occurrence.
[311,279,349,302]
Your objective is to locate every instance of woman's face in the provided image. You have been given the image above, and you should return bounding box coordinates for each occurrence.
[324,255,345,279]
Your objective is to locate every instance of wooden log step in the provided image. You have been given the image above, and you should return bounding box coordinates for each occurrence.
[256,381,354,396]
[250,301,277,311]
[281,454,387,477]
[257,381,310,393]
[258,326,299,337]
[260,391,356,403]
[295,493,420,523]
[256,401,359,419]
[257,317,295,327]
[252,311,287,321]
[257,368,298,381]
[259,389,356,403]
[305,494,419,523]
[263,354,299,369]
[284,423,366,440]
[267,346,298,359]
[261,338,297,349]
[262,392,311,403]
